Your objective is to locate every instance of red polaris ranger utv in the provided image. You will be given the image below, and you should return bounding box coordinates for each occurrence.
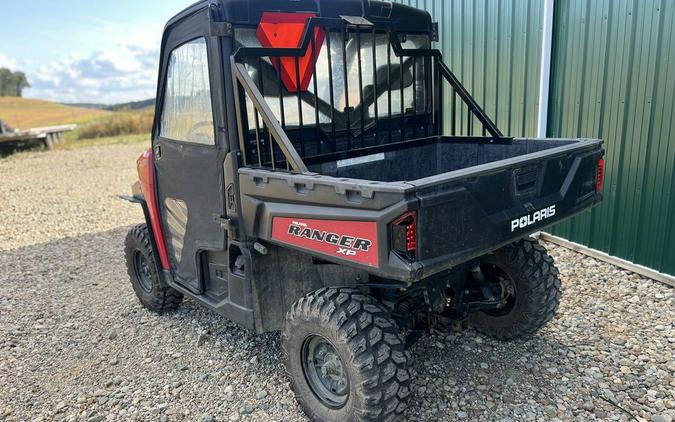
[123,0,605,420]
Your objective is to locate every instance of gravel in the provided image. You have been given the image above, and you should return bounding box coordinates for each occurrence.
[1,144,674,421]
[0,145,145,252]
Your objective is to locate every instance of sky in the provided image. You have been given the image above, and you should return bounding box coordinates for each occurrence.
[0,0,191,105]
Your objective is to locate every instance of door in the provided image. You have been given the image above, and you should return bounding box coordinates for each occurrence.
[153,12,227,293]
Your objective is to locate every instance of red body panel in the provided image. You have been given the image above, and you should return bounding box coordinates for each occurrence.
[256,12,326,93]
[271,217,379,267]
[137,149,171,270]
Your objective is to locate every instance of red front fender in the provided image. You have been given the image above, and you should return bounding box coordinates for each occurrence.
[137,149,171,270]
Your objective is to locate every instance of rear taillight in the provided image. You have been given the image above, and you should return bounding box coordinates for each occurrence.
[596,158,605,192]
[392,211,417,259]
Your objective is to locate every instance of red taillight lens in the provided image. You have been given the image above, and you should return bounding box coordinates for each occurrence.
[596,158,605,192]
[392,211,417,257]
[406,223,416,252]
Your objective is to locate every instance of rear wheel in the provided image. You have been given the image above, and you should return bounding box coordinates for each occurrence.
[282,288,410,422]
[469,238,561,340]
[124,224,183,313]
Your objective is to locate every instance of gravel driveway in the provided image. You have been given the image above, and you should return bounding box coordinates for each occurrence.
[0,144,673,422]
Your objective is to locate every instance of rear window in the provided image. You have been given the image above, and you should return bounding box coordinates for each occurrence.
[235,29,430,130]
[160,38,215,145]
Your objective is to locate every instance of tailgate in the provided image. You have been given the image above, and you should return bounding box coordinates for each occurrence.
[411,138,604,275]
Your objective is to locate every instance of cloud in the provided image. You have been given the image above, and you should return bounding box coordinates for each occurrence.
[24,33,161,104]
[0,53,19,71]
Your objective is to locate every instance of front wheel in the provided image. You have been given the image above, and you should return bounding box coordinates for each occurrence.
[282,288,411,422]
[469,238,561,340]
[124,224,183,313]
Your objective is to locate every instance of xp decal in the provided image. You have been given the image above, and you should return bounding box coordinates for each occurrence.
[511,205,556,232]
[271,217,379,267]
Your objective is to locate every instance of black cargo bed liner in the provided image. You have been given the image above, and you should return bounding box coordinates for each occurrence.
[308,137,579,183]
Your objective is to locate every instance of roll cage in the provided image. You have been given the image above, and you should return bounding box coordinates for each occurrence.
[229,15,508,174]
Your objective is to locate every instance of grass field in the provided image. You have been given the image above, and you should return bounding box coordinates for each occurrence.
[75,108,153,140]
[60,133,150,150]
[0,97,110,129]
[0,97,153,157]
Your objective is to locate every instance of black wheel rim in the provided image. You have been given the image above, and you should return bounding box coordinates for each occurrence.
[133,250,153,293]
[301,335,349,408]
[479,263,517,316]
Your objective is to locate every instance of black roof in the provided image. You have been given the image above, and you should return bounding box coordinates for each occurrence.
[167,0,432,33]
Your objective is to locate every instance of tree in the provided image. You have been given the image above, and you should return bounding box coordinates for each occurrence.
[0,68,30,97]
[11,72,30,96]
[0,68,11,96]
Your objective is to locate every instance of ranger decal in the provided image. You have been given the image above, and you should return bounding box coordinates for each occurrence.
[271,217,379,267]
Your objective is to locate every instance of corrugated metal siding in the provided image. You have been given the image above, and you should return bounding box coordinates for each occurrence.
[548,0,675,276]
[395,0,675,276]
[393,0,544,137]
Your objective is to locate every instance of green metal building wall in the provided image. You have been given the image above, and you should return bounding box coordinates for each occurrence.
[547,0,675,276]
[395,0,675,276]
[394,0,544,136]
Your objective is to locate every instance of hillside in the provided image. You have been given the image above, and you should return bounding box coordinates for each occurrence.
[0,97,110,130]
[65,98,155,112]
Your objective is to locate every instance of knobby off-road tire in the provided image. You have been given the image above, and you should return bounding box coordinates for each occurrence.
[282,288,411,422]
[470,238,561,340]
[124,224,183,313]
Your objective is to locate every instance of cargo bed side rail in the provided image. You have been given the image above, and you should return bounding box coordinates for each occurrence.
[230,16,510,174]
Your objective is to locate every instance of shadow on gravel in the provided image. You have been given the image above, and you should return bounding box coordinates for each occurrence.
[0,227,652,421]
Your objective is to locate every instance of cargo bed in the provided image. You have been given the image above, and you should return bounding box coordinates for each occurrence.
[237,135,603,282]
[308,137,581,182]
